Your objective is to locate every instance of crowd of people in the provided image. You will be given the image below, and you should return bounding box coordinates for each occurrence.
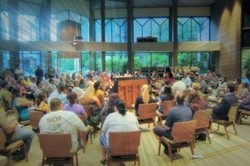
[0,64,250,164]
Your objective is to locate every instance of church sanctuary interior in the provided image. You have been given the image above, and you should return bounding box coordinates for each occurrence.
[1,0,250,166]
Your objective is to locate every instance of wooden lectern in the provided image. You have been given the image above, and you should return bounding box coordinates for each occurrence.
[113,77,149,108]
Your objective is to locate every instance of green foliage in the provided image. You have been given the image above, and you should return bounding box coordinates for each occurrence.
[105,52,127,74]
[134,52,169,69]
[177,52,209,73]
[243,57,250,76]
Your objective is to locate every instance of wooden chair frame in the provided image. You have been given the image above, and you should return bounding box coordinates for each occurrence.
[155,100,176,125]
[137,103,158,128]
[108,131,141,166]
[158,120,197,162]
[193,109,212,144]
[28,110,44,133]
[0,128,28,165]
[38,133,79,166]
[211,105,238,140]
[238,109,250,125]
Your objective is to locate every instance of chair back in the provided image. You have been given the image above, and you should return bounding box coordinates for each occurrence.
[162,100,176,117]
[38,133,72,158]
[171,120,197,144]
[138,103,157,119]
[29,110,44,129]
[109,131,141,156]
[193,109,212,129]
[0,128,7,151]
[228,104,238,122]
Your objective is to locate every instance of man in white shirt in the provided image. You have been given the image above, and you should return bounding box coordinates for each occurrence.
[39,98,87,152]
[172,77,186,95]
[47,84,68,105]
[181,73,192,88]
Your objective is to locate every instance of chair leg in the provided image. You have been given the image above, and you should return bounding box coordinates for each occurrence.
[206,129,211,144]
[75,153,79,166]
[42,157,45,166]
[7,151,12,166]
[107,158,111,166]
[232,122,238,135]
[224,126,230,140]
[90,133,93,144]
[158,140,161,156]
[168,145,174,163]
[239,113,243,125]
[189,142,194,155]
[137,155,140,166]
[216,124,220,131]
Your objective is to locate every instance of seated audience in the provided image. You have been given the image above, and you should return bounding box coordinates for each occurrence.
[158,86,174,113]
[0,110,34,161]
[79,77,87,89]
[11,87,34,121]
[0,80,12,110]
[72,80,85,99]
[237,82,249,100]
[47,84,68,105]
[164,67,175,85]
[39,98,87,152]
[100,93,120,117]
[80,81,104,112]
[182,73,192,88]
[99,98,139,165]
[196,75,207,94]
[44,78,57,96]
[217,76,227,97]
[159,80,171,96]
[241,72,250,85]
[211,82,238,120]
[235,92,250,123]
[64,92,87,120]
[186,91,205,115]
[172,77,186,95]
[134,84,156,116]
[94,81,105,108]
[153,92,192,154]
[35,91,50,114]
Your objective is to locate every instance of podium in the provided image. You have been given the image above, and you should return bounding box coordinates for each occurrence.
[113,77,149,108]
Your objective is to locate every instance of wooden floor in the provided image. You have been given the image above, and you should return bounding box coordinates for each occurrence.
[1,118,250,166]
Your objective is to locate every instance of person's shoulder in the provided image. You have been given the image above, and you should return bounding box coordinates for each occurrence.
[75,104,84,110]
[40,112,53,120]
[126,112,136,117]
[169,106,178,113]
[60,110,79,118]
